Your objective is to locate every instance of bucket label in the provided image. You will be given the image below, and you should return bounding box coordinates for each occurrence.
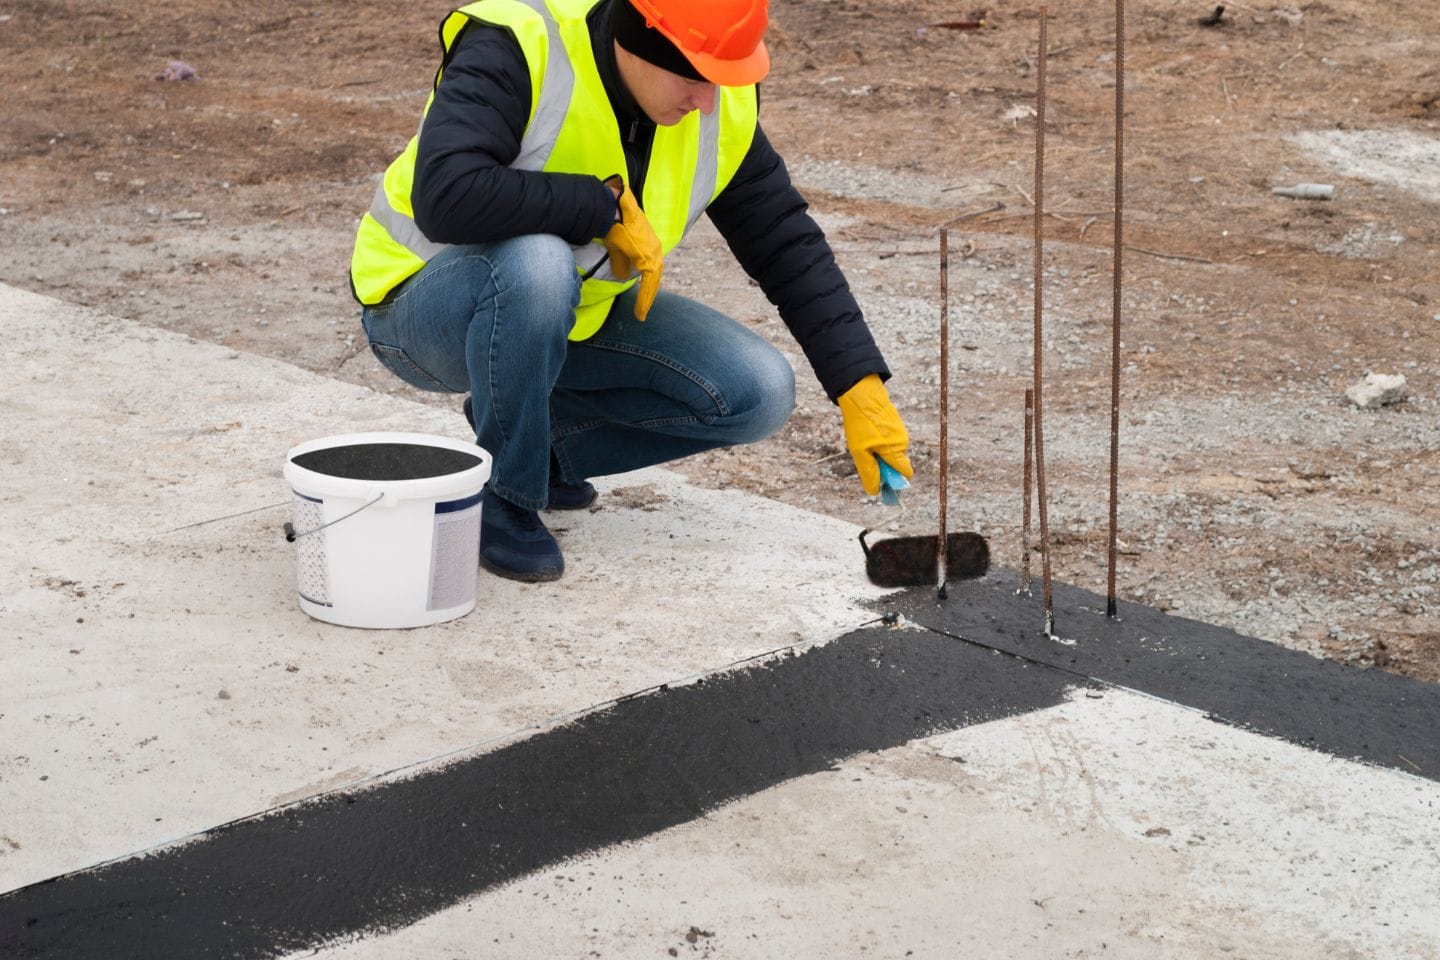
[292,492,332,607]
[428,491,482,611]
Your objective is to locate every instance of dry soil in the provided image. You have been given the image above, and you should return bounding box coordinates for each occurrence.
[3,0,1437,679]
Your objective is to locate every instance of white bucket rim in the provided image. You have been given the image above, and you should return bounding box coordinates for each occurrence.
[284,432,490,504]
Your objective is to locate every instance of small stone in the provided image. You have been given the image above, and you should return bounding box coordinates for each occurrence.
[159,60,199,82]
[1344,372,1406,409]
[217,689,232,700]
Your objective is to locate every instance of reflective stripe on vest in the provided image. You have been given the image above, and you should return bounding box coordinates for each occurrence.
[349,0,755,341]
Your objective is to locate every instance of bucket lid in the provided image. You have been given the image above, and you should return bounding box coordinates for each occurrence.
[290,442,483,481]
[284,432,492,503]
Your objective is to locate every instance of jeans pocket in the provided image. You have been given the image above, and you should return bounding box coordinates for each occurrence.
[367,342,451,392]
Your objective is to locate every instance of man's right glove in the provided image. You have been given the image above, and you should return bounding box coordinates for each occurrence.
[837,373,914,497]
[602,175,663,321]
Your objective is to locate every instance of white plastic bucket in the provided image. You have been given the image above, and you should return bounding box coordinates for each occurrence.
[283,432,492,629]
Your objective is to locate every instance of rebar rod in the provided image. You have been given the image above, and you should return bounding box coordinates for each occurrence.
[1021,387,1034,593]
[1033,4,1056,637]
[1106,0,1127,618]
[937,228,950,600]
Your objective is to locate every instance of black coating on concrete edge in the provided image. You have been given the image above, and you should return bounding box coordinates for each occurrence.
[891,569,1440,782]
[0,626,1081,960]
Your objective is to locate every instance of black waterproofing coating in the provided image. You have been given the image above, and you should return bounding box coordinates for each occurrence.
[291,443,483,481]
[0,626,1076,960]
[408,0,889,401]
[6,573,1438,958]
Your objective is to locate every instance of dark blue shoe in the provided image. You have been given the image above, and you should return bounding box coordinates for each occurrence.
[546,476,597,511]
[462,396,597,511]
[479,488,564,582]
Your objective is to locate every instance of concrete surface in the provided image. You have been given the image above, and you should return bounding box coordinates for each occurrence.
[2,282,1437,959]
[323,689,1440,960]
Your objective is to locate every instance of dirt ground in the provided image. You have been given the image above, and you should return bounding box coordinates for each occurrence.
[3,1,1438,681]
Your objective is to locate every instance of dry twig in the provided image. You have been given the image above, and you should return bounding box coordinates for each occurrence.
[1126,245,1212,264]
[934,201,1005,231]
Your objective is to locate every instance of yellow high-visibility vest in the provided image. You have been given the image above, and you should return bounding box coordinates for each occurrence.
[350,0,758,341]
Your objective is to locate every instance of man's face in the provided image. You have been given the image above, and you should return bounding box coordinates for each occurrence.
[615,43,718,126]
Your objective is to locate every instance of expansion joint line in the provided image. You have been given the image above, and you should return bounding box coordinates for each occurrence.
[904,616,1216,722]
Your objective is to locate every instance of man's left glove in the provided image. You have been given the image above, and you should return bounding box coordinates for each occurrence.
[837,373,914,497]
[603,175,663,321]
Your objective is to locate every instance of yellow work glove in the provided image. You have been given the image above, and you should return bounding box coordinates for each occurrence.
[837,373,914,497]
[602,175,663,321]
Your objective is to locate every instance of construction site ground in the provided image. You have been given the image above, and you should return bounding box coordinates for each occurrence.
[4,3,1440,955]
[5,0,1439,678]
[4,281,1439,958]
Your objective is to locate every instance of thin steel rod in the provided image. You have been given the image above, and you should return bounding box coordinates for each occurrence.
[1033,4,1056,638]
[1021,387,1034,593]
[937,228,950,600]
[1106,0,1127,618]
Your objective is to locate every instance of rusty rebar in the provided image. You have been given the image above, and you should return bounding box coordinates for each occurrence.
[1106,0,1127,619]
[1021,387,1034,593]
[1033,5,1056,637]
[937,228,950,600]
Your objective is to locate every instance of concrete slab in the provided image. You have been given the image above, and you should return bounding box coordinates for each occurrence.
[3,283,1438,959]
[318,689,1440,960]
[896,571,1440,780]
[0,282,889,892]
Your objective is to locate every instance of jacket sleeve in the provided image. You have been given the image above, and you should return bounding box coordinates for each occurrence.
[705,124,890,403]
[411,23,616,246]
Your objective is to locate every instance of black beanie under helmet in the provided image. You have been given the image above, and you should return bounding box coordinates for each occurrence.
[609,0,707,81]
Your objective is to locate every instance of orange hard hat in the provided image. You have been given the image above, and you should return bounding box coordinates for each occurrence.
[626,0,771,87]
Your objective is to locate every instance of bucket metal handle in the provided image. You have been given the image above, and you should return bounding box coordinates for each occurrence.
[283,491,385,542]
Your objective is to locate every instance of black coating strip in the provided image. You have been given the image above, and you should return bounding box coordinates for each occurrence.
[0,625,1082,960]
[892,569,1440,782]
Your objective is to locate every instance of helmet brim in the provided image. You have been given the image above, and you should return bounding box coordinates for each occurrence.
[682,39,770,87]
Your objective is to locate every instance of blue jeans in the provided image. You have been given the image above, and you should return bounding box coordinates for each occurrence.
[360,236,796,510]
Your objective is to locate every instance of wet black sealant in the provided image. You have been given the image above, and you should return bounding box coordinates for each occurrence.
[291,443,482,481]
[0,625,1079,960]
[892,568,1440,781]
[6,569,1436,958]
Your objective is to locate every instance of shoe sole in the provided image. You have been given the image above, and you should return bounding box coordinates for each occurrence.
[480,555,564,583]
[545,488,598,511]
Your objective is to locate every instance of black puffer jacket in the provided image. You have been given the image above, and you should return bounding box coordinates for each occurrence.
[411,0,889,401]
